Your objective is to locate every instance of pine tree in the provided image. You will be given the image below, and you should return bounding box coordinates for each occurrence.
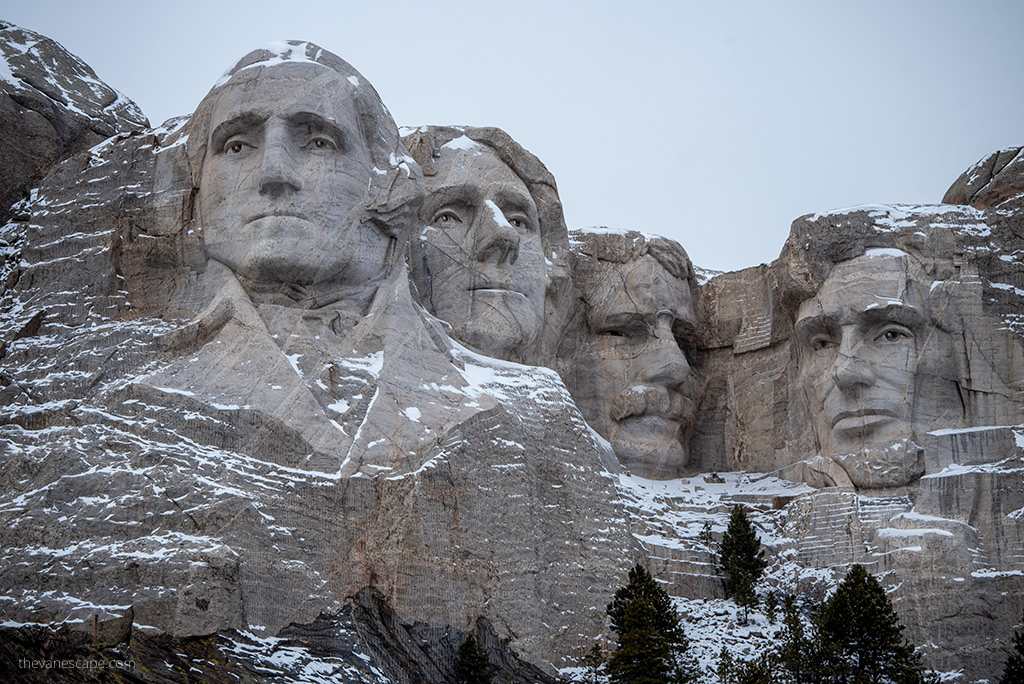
[719,505,767,617]
[606,565,696,684]
[999,611,1024,684]
[812,564,934,684]
[580,643,608,684]
[776,594,820,684]
[454,633,496,684]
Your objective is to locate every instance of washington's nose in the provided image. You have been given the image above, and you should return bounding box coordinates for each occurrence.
[475,202,520,266]
[258,132,302,197]
[642,316,692,388]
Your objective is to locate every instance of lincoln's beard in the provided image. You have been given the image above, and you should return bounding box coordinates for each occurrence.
[833,437,925,489]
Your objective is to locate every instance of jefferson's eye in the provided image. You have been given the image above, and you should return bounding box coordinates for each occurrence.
[508,215,531,231]
[432,209,462,226]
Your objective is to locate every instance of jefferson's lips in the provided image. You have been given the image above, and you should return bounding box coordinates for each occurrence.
[830,409,898,430]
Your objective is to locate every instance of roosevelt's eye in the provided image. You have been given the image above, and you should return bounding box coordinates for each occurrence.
[809,335,834,351]
[599,324,647,342]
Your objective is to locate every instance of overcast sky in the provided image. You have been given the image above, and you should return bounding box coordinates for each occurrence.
[5,0,1022,272]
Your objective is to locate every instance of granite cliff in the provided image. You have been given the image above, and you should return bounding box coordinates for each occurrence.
[0,24,1022,683]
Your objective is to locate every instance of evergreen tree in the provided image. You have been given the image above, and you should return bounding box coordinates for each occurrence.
[719,505,767,616]
[999,611,1024,684]
[606,565,696,684]
[717,648,780,684]
[580,643,608,684]
[776,594,820,684]
[454,633,496,684]
[778,565,936,684]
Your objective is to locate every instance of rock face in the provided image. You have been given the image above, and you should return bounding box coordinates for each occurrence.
[684,159,1024,679]
[0,20,148,224]
[0,40,637,674]
[0,25,1022,684]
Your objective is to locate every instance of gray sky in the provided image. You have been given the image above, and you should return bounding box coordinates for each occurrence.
[5,0,1022,272]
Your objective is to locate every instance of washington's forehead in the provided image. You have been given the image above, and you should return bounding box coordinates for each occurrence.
[211,67,356,120]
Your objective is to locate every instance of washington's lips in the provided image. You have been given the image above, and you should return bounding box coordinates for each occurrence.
[469,286,525,295]
[248,211,309,223]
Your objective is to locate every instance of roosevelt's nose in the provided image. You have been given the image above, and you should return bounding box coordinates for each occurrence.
[258,126,302,197]
[474,203,520,266]
[640,314,692,388]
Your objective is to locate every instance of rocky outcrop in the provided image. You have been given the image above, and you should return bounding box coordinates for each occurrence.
[0,589,559,683]
[0,20,148,224]
[0,25,1022,684]
[0,40,636,676]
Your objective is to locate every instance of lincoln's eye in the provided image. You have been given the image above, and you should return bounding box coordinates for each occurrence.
[877,325,912,344]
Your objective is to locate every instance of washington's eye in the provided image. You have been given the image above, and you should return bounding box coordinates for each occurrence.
[224,138,252,155]
[303,136,337,151]
[603,330,627,338]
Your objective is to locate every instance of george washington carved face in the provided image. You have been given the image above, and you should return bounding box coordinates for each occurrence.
[197,62,390,291]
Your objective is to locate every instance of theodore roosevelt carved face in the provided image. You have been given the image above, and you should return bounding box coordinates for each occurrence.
[571,232,698,479]
[794,251,957,488]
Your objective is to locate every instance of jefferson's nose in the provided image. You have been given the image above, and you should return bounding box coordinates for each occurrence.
[475,202,520,266]
[258,127,302,196]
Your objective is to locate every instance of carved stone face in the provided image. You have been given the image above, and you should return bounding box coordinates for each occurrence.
[577,255,697,479]
[198,63,384,289]
[794,253,953,488]
[412,139,546,361]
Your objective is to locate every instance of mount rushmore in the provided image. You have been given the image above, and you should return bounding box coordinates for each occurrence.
[1,27,1023,682]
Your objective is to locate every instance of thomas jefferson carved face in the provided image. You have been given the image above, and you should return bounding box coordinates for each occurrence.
[576,254,697,479]
[198,63,386,290]
[794,252,957,488]
[411,138,546,361]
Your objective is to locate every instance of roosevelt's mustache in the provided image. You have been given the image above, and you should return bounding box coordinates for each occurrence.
[611,385,691,422]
